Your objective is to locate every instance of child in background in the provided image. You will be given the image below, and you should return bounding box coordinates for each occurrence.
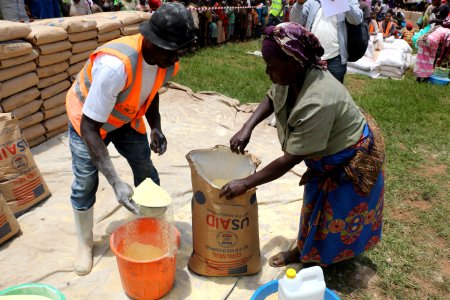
[402,21,415,46]
[251,8,259,38]
[209,15,218,46]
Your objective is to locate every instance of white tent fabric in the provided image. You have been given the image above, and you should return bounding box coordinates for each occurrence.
[0,83,307,299]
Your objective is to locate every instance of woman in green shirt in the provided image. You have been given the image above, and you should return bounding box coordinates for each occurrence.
[220,22,385,267]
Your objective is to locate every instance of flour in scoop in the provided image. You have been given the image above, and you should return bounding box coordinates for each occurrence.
[123,242,165,261]
[133,178,171,208]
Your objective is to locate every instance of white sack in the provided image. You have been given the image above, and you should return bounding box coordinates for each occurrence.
[375,49,406,67]
[347,66,381,78]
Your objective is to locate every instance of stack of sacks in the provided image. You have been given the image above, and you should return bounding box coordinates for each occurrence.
[0,21,42,147]
[347,40,381,78]
[34,17,98,80]
[347,56,382,78]
[91,17,122,47]
[114,11,145,36]
[62,17,98,81]
[377,39,412,79]
[25,25,71,145]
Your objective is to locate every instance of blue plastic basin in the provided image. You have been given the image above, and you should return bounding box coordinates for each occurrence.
[251,280,340,300]
[429,75,450,86]
[0,283,66,300]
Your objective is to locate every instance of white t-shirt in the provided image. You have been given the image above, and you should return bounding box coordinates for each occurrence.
[311,8,339,61]
[82,54,158,123]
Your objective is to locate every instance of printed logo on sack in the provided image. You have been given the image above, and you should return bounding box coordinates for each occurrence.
[216,231,238,248]
[250,193,257,205]
[0,140,29,161]
[12,154,28,170]
[194,191,206,204]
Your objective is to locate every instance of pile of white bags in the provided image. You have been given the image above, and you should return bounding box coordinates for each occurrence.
[376,39,412,79]
[347,38,413,80]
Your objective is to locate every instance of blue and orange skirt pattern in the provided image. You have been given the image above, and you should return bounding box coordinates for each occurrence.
[297,116,385,266]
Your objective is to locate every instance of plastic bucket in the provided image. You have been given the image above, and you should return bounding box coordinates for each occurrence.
[110,217,180,300]
[251,280,340,300]
[0,283,66,299]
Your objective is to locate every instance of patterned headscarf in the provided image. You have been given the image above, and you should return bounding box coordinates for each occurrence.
[262,22,327,70]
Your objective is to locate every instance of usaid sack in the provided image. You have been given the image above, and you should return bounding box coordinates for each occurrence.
[0,194,20,245]
[186,146,261,276]
[0,113,51,216]
[347,21,369,62]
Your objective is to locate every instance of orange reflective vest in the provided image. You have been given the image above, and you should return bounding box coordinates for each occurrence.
[379,21,393,38]
[369,22,376,34]
[66,34,179,138]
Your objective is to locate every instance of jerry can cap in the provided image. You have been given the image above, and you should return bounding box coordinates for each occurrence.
[286,268,297,279]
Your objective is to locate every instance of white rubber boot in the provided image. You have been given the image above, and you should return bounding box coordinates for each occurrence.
[73,206,94,276]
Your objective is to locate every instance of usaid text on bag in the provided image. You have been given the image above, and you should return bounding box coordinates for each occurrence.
[0,113,51,216]
[186,146,261,276]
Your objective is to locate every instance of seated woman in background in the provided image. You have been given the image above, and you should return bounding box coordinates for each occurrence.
[220,22,385,268]
[402,21,415,46]
[379,11,396,38]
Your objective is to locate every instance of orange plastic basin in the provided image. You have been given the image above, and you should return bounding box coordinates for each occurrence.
[110,217,180,300]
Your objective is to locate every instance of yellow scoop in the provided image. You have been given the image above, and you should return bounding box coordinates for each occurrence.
[133,178,171,217]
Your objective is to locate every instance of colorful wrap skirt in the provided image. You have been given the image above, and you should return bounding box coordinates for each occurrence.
[297,114,385,265]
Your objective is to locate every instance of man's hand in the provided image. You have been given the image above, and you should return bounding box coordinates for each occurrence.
[150,128,167,155]
[113,180,140,215]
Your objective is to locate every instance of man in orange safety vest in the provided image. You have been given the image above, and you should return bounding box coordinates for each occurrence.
[65,2,196,276]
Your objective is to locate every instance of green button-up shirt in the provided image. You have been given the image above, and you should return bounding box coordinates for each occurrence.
[268,68,366,158]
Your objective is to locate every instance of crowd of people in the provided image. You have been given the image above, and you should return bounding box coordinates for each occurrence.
[0,0,161,21]
[0,1,447,48]
[0,0,448,82]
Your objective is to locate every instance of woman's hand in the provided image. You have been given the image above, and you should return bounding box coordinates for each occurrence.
[230,126,252,154]
[219,179,249,199]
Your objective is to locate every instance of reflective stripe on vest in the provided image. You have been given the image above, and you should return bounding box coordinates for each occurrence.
[270,0,283,17]
[67,34,179,139]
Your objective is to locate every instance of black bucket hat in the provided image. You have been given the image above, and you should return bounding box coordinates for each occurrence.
[139,2,196,51]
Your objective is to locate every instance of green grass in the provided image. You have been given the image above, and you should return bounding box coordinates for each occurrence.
[175,40,450,299]
[176,41,271,104]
